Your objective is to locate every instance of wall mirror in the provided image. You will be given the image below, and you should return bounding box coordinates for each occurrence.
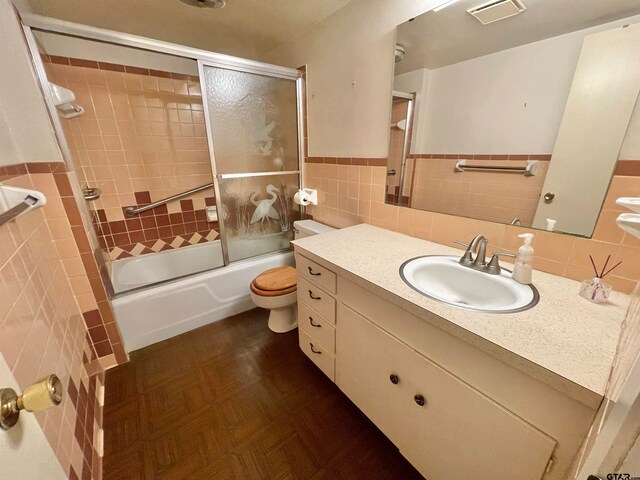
[387,0,640,237]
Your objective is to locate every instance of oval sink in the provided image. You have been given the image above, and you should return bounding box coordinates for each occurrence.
[400,255,539,313]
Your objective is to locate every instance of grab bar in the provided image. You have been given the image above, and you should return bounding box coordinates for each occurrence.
[125,182,214,216]
[455,159,538,176]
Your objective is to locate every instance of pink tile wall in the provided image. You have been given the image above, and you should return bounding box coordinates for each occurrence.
[41,56,211,225]
[1,171,105,479]
[304,160,640,294]
[409,157,550,226]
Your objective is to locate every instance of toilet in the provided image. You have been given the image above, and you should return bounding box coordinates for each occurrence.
[250,220,335,333]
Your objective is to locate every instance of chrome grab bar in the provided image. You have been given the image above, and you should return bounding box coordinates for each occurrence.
[455,159,538,176]
[125,183,214,217]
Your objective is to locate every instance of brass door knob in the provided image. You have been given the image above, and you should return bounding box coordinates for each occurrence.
[1,374,63,431]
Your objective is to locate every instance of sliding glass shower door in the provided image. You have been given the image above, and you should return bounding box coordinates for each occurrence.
[200,63,302,263]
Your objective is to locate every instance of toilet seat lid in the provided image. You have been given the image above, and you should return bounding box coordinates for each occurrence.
[254,266,297,291]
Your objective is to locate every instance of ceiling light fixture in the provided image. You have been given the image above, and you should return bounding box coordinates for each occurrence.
[179,0,226,9]
[433,0,460,12]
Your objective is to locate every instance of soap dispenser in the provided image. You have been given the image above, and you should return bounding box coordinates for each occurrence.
[512,233,534,284]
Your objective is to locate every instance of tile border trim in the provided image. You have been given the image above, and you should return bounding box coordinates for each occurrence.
[41,54,199,81]
[306,157,387,167]
[615,159,640,176]
[408,153,553,161]
[0,161,67,181]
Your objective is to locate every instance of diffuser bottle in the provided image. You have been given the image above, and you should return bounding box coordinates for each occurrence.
[512,233,534,284]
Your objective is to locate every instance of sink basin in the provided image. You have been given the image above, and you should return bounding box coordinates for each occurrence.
[400,255,539,313]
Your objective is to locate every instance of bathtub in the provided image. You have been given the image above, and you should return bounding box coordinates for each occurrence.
[111,240,294,352]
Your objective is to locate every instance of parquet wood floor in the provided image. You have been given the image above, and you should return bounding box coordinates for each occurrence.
[104,308,423,480]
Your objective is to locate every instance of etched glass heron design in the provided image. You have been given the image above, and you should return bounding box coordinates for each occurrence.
[249,184,281,225]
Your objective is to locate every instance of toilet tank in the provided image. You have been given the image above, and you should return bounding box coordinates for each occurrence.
[293,220,335,239]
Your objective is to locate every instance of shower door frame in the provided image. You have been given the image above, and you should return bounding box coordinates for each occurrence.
[21,13,305,289]
[197,59,304,265]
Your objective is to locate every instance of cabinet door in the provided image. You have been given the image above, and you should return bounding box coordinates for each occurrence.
[398,344,556,480]
[337,305,557,480]
[336,304,406,446]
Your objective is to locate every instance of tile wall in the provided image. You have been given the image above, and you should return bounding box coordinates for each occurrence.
[408,155,551,226]
[40,56,217,257]
[25,163,127,364]
[304,160,640,294]
[0,168,107,479]
[93,193,219,260]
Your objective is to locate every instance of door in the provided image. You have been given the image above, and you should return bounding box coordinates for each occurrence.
[336,304,407,445]
[199,62,302,264]
[337,305,557,480]
[0,354,66,480]
[532,23,640,236]
[397,340,556,480]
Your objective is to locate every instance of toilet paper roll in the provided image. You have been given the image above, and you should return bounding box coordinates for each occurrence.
[294,190,310,206]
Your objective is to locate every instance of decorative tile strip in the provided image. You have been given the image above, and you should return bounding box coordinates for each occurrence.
[108,230,219,260]
[615,159,640,176]
[305,157,387,166]
[407,153,552,161]
[41,54,199,82]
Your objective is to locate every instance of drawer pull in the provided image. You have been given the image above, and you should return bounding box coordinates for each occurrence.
[414,394,426,407]
[309,343,322,354]
[389,374,399,385]
[309,317,321,328]
[307,266,322,276]
[308,290,321,300]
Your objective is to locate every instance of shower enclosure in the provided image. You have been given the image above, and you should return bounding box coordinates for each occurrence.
[23,16,303,296]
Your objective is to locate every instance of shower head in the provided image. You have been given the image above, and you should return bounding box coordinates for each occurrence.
[179,0,226,8]
[49,82,84,119]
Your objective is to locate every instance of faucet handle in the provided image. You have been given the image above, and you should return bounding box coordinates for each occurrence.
[454,240,474,265]
[486,252,516,275]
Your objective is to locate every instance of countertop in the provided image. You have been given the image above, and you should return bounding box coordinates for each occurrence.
[292,224,629,407]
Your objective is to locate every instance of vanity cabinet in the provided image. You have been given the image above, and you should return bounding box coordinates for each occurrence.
[294,251,596,480]
[337,304,556,480]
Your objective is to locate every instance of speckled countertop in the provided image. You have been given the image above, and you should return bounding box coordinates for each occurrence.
[292,224,628,407]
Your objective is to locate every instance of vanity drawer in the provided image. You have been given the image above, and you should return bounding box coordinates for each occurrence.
[298,277,336,324]
[299,328,335,381]
[298,302,336,353]
[297,255,337,294]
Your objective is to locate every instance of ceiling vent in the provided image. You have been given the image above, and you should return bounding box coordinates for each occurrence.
[467,0,527,25]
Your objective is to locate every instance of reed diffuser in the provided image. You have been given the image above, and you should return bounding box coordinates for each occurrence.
[578,255,622,303]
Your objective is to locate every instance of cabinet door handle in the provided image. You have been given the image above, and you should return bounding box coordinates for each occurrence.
[309,317,321,328]
[308,290,321,300]
[307,266,321,276]
[414,394,425,406]
[309,343,322,354]
[389,374,399,385]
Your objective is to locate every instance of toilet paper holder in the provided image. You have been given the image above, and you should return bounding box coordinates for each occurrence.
[1,374,63,430]
[294,188,318,206]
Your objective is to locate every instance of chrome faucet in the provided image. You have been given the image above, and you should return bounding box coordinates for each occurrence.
[455,235,515,275]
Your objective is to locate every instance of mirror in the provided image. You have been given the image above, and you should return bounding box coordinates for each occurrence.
[388,1,640,237]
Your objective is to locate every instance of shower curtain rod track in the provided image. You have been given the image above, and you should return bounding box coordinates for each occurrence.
[125,183,214,216]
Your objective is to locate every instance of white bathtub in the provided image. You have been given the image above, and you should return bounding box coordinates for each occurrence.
[111,241,225,294]
[111,242,294,352]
